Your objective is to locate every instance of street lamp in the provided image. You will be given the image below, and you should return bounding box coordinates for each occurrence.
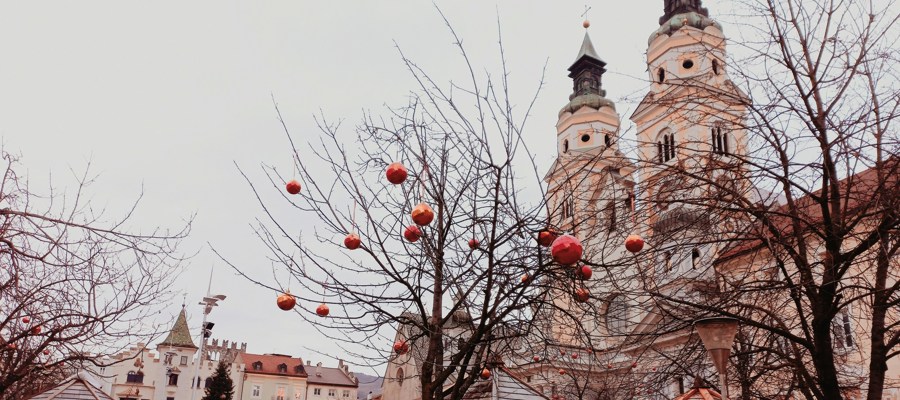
[694,317,739,400]
[190,294,226,400]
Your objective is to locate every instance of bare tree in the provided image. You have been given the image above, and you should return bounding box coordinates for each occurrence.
[0,151,191,399]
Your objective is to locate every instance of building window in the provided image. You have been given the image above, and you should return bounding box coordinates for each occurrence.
[604,134,612,147]
[712,126,730,155]
[180,356,188,366]
[277,386,286,400]
[682,59,694,69]
[342,390,350,398]
[294,387,304,399]
[167,373,179,386]
[313,388,322,396]
[580,133,591,143]
[563,139,569,154]
[167,397,175,400]
[397,367,405,386]
[712,59,720,75]
[328,389,336,397]
[163,354,174,365]
[658,131,676,162]
[604,201,616,232]
[658,68,665,83]
[252,384,261,398]
[833,307,855,349]
[294,365,304,374]
[664,251,673,272]
[561,196,574,220]
[606,295,629,334]
[204,377,213,388]
[278,363,288,373]
[252,361,263,371]
[691,248,701,269]
[125,371,144,384]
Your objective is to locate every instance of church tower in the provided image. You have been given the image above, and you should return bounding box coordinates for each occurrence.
[629,0,748,278]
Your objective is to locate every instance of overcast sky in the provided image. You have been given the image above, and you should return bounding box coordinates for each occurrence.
[0,1,745,377]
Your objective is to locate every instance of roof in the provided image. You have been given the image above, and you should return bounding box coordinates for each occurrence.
[158,308,197,349]
[307,364,358,388]
[242,353,308,377]
[461,367,549,400]
[28,373,115,400]
[573,32,602,64]
[674,378,722,400]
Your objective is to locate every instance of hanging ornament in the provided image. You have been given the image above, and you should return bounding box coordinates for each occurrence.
[625,234,645,253]
[468,239,480,250]
[537,230,558,247]
[393,340,409,355]
[316,303,330,317]
[480,368,491,380]
[533,356,540,362]
[572,353,579,359]
[560,349,566,355]
[559,369,567,375]
[574,287,590,303]
[276,292,297,311]
[551,235,583,265]
[403,225,422,242]
[520,274,529,284]
[385,163,408,185]
[31,326,42,335]
[6,343,15,350]
[631,362,638,369]
[411,203,435,226]
[43,349,50,355]
[21,317,30,324]
[576,265,593,280]
[344,234,361,250]
[285,180,302,195]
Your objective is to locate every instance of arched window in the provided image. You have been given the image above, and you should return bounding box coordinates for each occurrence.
[604,201,616,232]
[712,126,730,155]
[397,368,405,386]
[561,196,574,219]
[606,295,629,334]
[691,248,701,269]
[604,134,612,147]
[657,68,666,83]
[657,131,676,162]
[712,59,720,75]
[563,139,569,154]
[664,251,673,272]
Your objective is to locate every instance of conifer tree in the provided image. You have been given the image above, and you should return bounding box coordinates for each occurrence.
[202,362,235,400]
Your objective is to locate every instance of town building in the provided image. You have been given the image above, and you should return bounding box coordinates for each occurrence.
[92,307,358,400]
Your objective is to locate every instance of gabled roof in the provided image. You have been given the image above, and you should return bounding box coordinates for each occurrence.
[462,366,549,400]
[28,372,115,400]
[159,307,197,349]
[307,363,358,388]
[242,353,308,377]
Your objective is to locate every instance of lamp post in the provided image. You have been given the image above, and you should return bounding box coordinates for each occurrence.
[694,317,739,400]
[190,294,226,400]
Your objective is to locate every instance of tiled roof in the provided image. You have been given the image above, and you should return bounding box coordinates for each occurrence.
[243,353,308,377]
[307,365,358,388]
[158,308,197,349]
[28,374,115,400]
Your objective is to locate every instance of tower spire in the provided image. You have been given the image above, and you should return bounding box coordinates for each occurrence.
[660,0,709,24]
[566,29,607,101]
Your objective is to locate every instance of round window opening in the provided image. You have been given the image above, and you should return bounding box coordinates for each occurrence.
[682,59,694,69]
[580,134,591,143]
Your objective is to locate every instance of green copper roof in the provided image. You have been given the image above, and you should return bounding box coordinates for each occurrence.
[159,308,197,349]
[574,32,602,63]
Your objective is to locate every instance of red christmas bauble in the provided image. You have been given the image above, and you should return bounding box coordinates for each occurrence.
[31,326,41,335]
[276,292,296,311]
[285,180,302,195]
[607,364,613,369]
[551,235,583,265]
[43,349,50,355]
[533,356,540,362]
[537,230,558,247]
[480,368,491,380]
[411,203,435,226]
[344,234,361,250]
[316,303,330,317]
[572,353,578,359]
[385,162,408,185]
[558,369,567,375]
[468,239,480,249]
[6,343,15,350]
[577,265,593,280]
[560,349,566,355]
[574,287,590,303]
[631,362,638,369]
[520,274,529,284]
[625,234,645,253]
[393,340,409,355]
[403,225,422,242]
[21,317,30,324]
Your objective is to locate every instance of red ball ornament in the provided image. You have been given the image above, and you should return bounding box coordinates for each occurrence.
[571,353,578,359]
[21,317,30,324]
[6,343,15,350]
[285,180,302,195]
[316,303,330,317]
[551,235,583,265]
[520,274,529,284]
[403,225,422,242]
[558,369,567,375]
[411,203,435,226]
[607,364,613,369]
[43,349,50,355]
[276,292,297,311]
[468,239,480,249]
[533,356,540,362]
[560,349,566,355]
[625,234,645,253]
[393,340,409,355]
[631,362,638,369]
[574,287,590,303]
[31,326,42,335]
[385,162,408,185]
[537,230,558,247]
[480,368,491,380]
[576,265,593,280]
[344,234,361,250]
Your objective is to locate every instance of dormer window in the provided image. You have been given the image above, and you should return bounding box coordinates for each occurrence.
[657,131,676,162]
[277,363,287,373]
[294,365,303,374]
[252,361,262,371]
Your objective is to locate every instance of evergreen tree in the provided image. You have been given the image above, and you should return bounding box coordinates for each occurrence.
[201,362,235,400]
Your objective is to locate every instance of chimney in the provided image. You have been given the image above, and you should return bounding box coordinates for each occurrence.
[316,362,322,377]
[306,360,311,366]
